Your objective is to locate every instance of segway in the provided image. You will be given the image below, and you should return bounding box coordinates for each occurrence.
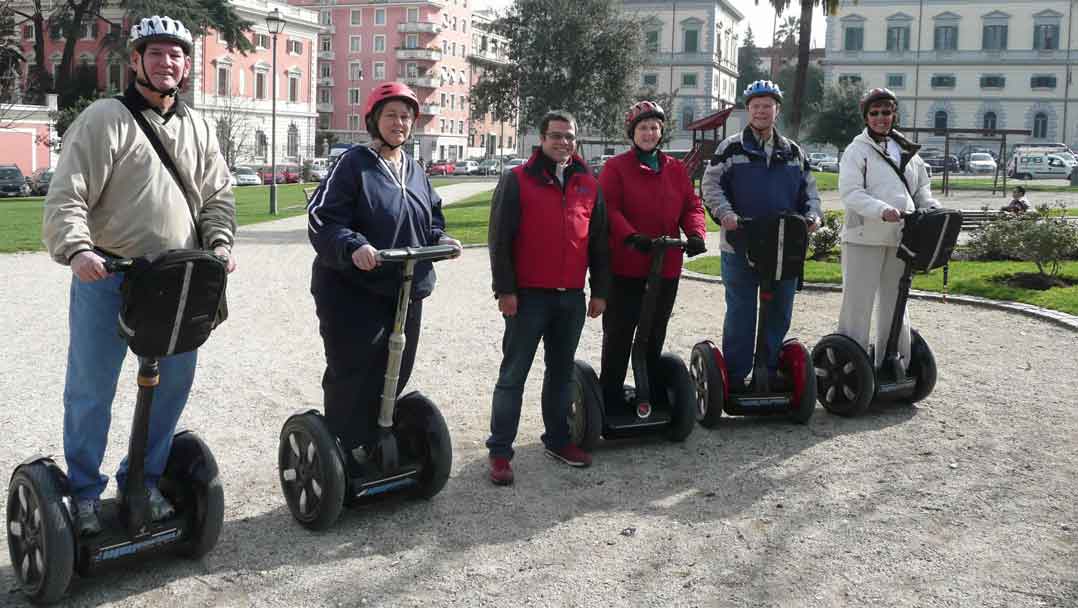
[568,236,697,450]
[690,214,817,427]
[279,244,457,531]
[7,256,225,605]
[813,208,961,416]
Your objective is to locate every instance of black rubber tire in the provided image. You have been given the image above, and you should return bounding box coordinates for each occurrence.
[780,340,817,424]
[908,329,937,403]
[161,431,225,559]
[658,353,696,442]
[6,463,74,605]
[568,360,604,451]
[278,413,346,531]
[394,392,453,500]
[690,341,725,429]
[812,334,876,417]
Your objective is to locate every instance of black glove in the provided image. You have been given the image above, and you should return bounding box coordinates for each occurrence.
[625,233,653,253]
[686,235,707,257]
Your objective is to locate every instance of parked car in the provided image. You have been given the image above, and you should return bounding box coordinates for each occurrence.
[453,160,480,175]
[817,158,840,173]
[258,166,286,184]
[232,166,261,186]
[0,164,29,197]
[809,154,838,171]
[30,167,54,196]
[966,153,998,175]
[589,154,616,176]
[280,164,301,183]
[477,159,502,175]
[502,158,527,173]
[310,166,329,181]
[427,160,455,176]
[1010,153,1074,180]
[957,145,998,171]
[924,154,959,174]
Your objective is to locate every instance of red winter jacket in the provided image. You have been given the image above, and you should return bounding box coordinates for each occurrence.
[599,150,707,279]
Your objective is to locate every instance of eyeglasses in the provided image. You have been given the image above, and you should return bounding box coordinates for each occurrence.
[868,110,894,117]
[544,132,576,143]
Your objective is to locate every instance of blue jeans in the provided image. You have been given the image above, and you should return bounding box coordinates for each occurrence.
[64,274,197,500]
[721,250,797,382]
[487,290,586,459]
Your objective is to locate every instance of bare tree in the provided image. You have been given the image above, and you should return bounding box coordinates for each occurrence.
[213,95,253,169]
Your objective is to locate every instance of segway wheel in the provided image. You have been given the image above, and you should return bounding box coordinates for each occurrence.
[658,353,696,442]
[161,431,224,559]
[6,463,74,605]
[568,360,603,451]
[812,334,875,417]
[779,339,817,424]
[908,329,937,403]
[279,413,346,531]
[394,391,453,500]
[690,341,725,429]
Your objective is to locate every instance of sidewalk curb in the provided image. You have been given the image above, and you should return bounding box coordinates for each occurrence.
[680,269,1078,332]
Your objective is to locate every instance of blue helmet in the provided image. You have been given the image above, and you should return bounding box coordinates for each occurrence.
[743,80,783,105]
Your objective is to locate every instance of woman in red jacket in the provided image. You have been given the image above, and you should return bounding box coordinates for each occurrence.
[598,101,708,413]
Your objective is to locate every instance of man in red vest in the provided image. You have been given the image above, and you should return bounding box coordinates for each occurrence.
[486,109,610,485]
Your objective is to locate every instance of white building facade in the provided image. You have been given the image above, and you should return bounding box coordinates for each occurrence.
[823,0,1078,148]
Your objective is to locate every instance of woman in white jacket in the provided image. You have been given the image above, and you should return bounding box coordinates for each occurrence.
[837,88,939,369]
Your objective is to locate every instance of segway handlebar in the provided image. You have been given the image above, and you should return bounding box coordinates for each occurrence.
[375,244,460,264]
[650,236,687,250]
[102,257,136,273]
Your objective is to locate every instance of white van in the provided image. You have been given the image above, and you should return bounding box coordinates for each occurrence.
[1010,153,1074,180]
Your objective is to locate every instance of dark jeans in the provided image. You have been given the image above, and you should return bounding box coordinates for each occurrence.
[721,250,796,382]
[600,275,679,411]
[486,290,586,459]
[313,271,422,452]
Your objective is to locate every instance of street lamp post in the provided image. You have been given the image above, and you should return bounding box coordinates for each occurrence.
[266,8,285,215]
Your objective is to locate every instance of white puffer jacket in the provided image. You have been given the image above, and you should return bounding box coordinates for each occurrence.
[838,129,939,246]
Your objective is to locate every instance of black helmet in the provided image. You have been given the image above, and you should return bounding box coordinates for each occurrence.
[860,87,898,120]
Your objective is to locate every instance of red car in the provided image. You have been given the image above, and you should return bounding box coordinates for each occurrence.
[258,166,285,184]
[281,164,301,183]
[426,160,455,176]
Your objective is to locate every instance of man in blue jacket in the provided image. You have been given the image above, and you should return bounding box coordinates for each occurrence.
[701,80,822,392]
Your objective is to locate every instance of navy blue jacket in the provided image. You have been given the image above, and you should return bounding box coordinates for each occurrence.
[307,145,447,298]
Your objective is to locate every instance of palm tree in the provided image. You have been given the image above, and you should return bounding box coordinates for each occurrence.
[775,15,800,49]
[758,0,844,139]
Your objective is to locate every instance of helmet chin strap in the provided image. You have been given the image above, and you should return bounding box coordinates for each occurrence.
[137,55,180,98]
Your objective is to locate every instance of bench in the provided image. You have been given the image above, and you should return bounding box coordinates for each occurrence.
[302,187,316,203]
[958,209,1004,231]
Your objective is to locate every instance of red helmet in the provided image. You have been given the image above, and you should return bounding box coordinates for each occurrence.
[364,82,420,120]
[625,100,665,139]
[860,87,898,120]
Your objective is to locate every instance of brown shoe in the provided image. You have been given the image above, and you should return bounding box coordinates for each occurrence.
[489,456,514,485]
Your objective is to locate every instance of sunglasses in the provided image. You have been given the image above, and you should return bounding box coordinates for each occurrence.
[868,110,894,117]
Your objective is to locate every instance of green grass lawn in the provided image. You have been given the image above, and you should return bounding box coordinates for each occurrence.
[933,178,1078,193]
[442,191,494,244]
[685,257,1078,316]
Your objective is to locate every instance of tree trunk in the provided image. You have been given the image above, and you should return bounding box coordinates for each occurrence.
[788,0,815,139]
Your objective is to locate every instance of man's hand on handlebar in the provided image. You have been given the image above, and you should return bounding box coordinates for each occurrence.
[71,251,109,283]
[352,244,381,271]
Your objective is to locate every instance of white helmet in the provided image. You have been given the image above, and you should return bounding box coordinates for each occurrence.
[130,16,193,55]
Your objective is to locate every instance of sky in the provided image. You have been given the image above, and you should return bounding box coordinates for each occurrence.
[473,0,829,49]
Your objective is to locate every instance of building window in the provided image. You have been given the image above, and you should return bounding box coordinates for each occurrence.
[348,88,360,105]
[350,9,362,26]
[934,111,948,131]
[458,120,464,134]
[439,119,445,132]
[983,112,997,131]
[255,131,267,157]
[844,27,864,51]
[350,36,361,52]
[348,115,361,132]
[645,30,660,53]
[256,72,267,99]
[930,74,955,88]
[406,34,418,49]
[982,25,1007,51]
[886,26,910,51]
[374,61,385,80]
[289,75,299,102]
[453,16,458,31]
[980,75,1005,89]
[887,74,905,89]
[320,36,332,52]
[320,63,332,78]
[375,8,385,26]
[681,105,694,129]
[838,74,862,87]
[318,88,330,104]
[642,73,658,87]
[406,62,417,78]
[1033,113,1048,139]
[80,20,96,40]
[217,66,230,96]
[934,25,958,50]
[256,33,271,49]
[349,62,362,80]
[1031,75,1057,89]
[108,63,124,92]
[683,29,698,53]
[407,7,419,22]
[374,35,385,52]
[318,113,330,129]
[288,40,303,54]
[22,24,33,41]
[320,10,331,25]
[681,73,698,88]
[287,124,299,157]
[1034,24,1059,50]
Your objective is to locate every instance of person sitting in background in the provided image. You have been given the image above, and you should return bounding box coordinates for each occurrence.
[1001,186,1029,215]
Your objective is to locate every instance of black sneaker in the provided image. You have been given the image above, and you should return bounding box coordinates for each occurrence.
[70,498,102,536]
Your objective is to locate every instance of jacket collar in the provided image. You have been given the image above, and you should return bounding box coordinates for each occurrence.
[123,82,187,120]
[857,128,921,157]
[741,125,792,158]
[523,148,587,183]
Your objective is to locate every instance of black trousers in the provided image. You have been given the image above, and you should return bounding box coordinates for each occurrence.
[599,274,680,410]
[312,266,422,452]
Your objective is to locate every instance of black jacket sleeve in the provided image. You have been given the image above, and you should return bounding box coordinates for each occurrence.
[307,152,367,269]
[488,171,520,295]
[587,187,611,299]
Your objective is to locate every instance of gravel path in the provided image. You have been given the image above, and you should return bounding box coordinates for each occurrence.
[2,185,1077,607]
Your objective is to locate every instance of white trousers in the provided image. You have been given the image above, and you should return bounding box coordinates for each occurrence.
[837,243,911,369]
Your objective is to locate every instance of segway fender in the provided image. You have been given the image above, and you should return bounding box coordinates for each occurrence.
[164,431,220,485]
[701,340,730,403]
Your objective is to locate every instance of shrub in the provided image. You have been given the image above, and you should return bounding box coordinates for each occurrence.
[809,210,843,260]
[967,209,1024,261]
[1015,203,1078,277]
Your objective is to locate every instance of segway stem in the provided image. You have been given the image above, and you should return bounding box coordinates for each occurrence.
[124,356,159,536]
[881,262,914,383]
[379,258,415,429]
[631,237,686,406]
[751,278,773,394]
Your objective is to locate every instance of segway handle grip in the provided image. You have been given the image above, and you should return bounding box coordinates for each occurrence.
[376,243,459,264]
[102,257,136,273]
[651,236,687,250]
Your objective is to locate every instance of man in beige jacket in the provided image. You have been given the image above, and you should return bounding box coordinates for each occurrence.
[42,16,236,536]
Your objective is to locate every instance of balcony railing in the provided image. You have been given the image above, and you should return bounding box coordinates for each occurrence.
[467,48,508,65]
[401,75,439,89]
[318,77,335,87]
[316,102,334,113]
[398,21,442,34]
[318,51,335,60]
[395,47,442,61]
[418,103,441,115]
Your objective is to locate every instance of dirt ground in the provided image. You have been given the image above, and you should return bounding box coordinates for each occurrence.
[2,212,1077,607]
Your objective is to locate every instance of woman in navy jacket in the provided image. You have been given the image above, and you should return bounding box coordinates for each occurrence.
[597,101,708,414]
[306,82,461,469]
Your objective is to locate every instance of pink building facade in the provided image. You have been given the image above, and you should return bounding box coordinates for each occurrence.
[0,96,58,175]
